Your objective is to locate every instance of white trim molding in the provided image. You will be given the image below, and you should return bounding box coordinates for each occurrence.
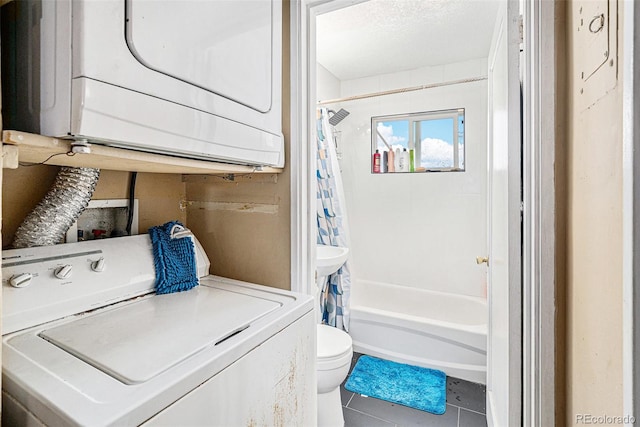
[522,0,557,425]
[290,0,368,296]
[622,0,638,424]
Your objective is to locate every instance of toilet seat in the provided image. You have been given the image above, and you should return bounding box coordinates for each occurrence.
[317,324,353,371]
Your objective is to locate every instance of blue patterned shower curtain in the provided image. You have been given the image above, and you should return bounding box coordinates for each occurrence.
[317,108,351,332]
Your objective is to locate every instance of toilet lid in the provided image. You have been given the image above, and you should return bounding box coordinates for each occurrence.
[317,324,352,359]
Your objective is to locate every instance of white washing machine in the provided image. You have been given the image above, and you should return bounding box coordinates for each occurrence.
[1,0,283,167]
[2,235,315,426]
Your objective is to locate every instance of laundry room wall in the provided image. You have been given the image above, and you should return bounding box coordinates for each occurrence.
[1,167,186,248]
[1,165,58,247]
[0,152,291,292]
[0,158,291,292]
[89,170,186,230]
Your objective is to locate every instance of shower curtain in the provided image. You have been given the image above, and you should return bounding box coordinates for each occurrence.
[316,108,351,332]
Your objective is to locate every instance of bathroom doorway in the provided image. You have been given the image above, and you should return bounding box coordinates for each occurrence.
[290,1,558,425]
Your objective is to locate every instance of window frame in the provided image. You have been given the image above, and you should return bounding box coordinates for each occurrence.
[371,108,465,173]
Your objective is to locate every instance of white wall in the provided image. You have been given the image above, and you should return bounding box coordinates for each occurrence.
[316,64,340,102]
[318,59,488,299]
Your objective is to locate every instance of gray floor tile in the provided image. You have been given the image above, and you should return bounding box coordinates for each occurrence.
[341,384,354,406]
[341,352,362,405]
[350,352,364,372]
[446,377,486,414]
[459,408,488,427]
[343,407,396,427]
[347,393,459,427]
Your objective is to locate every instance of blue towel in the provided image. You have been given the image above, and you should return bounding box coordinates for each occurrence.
[148,221,198,294]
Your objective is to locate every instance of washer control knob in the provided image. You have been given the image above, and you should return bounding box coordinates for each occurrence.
[91,258,105,272]
[9,273,33,288]
[54,265,73,280]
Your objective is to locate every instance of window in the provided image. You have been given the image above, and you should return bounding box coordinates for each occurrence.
[372,109,465,173]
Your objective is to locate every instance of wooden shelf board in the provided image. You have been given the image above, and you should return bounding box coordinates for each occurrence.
[2,130,283,175]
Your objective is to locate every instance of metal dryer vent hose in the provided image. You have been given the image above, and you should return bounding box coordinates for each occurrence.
[12,167,101,248]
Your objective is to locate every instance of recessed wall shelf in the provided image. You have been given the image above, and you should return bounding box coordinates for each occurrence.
[2,130,283,175]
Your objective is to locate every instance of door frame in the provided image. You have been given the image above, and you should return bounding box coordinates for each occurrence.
[521,1,557,426]
[289,0,367,296]
[622,0,638,422]
[290,0,557,424]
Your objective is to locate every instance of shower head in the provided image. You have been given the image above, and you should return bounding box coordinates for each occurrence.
[328,108,350,126]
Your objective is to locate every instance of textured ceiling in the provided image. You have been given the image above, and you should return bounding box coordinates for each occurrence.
[316,0,502,81]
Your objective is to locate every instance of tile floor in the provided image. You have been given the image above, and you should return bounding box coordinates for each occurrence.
[340,353,487,427]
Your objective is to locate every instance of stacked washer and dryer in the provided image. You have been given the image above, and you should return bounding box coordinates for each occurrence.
[2,0,284,167]
[1,0,320,425]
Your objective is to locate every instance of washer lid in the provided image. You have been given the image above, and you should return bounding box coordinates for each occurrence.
[38,285,280,385]
[317,324,352,359]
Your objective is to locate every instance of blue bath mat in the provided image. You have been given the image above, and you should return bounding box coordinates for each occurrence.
[344,355,447,415]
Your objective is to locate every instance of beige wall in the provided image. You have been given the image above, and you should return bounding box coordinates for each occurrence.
[1,165,59,248]
[2,167,186,248]
[565,0,624,424]
[92,170,187,232]
[1,162,290,290]
[185,173,290,290]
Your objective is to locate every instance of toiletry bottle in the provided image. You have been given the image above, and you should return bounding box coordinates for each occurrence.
[388,149,395,172]
[409,149,415,172]
[409,140,415,172]
[373,150,381,173]
[382,150,388,173]
[394,148,401,171]
[402,148,410,172]
[398,148,405,171]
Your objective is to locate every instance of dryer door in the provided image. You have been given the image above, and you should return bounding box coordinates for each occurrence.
[125,1,273,113]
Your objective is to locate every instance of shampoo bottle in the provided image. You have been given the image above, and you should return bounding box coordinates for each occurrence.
[402,148,410,172]
[388,149,396,172]
[409,140,415,172]
[382,150,388,173]
[394,148,401,171]
[398,148,406,171]
[373,150,381,173]
[409,149,415,172]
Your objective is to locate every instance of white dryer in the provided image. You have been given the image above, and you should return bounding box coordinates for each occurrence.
[2,235,315,426]
[1,0,284,167]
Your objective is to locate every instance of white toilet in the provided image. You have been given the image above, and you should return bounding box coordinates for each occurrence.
[317,323,353,427]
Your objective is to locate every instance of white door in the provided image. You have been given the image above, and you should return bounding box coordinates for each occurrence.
[486,2,521,426]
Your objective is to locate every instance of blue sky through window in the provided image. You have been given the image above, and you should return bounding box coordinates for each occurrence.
[374,110,465,170]
[422,118,453,144]
[376,121,408,149]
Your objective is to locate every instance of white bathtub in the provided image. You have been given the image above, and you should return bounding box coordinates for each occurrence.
[348,280,487,384]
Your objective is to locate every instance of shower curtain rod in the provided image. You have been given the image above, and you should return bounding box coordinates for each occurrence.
[317,75,487,106]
